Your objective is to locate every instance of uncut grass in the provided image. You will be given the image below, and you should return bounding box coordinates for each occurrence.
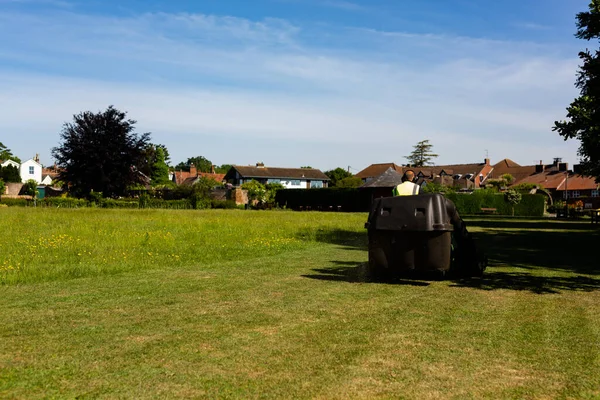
[1,212,599,398]
[0,208,365,284]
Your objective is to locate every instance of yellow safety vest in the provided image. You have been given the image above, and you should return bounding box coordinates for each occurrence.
[393,182,420,196]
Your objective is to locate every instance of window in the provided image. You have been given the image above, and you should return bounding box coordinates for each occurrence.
[572,190,580,198]
[310,180,323,188]
[267,179,281,184]
[563,191,570,199]
[290,180,301,186]
[29,166,34,175]
[592,190,599,198]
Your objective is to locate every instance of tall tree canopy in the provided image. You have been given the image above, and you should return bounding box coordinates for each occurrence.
[51,106,151,198]
[324,167,353,187]
[150,146,170,185]
[554,1,600,180]
[0,142,20,163]
[175,156,213,173]
[405,139,438,167]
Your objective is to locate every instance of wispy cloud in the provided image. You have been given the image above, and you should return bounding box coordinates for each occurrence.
[513,21,551,31]
[321,0,366,12]
[0,9,581,168]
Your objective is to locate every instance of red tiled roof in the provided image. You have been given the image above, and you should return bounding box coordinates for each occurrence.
[515,171,566,190]
[355,163,403,179]
[557,175,599,191]
[175,171,226,185]
[493,158,522,169]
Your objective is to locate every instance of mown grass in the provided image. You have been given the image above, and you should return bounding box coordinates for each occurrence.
[1,209,599,399]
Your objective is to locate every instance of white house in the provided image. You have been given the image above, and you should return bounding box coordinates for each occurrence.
[19,158,43,184]
[224,163,330,189]
[1,159,19,169]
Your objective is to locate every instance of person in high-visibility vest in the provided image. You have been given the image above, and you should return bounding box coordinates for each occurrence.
[393,170,419,196]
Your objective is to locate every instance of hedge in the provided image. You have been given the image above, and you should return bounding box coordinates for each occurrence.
[0,197,236,210]
[275,188,546,216]
[275,188,371,212]
[446,191,546,217]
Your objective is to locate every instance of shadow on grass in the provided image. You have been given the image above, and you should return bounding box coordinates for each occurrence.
[301,220,600,293]
[463,219,595,231]
[450,273,600,294]
[468,224,600,276]
[301,262,430,286]
[296,228,368,250]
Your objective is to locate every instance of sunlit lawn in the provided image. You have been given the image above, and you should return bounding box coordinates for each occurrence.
[1,208,599,398]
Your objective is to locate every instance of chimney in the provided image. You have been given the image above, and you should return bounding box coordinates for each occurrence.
[535,160,544,173]
[558,162,568,172]
[34,153,40,163]
[190,163,197,176]
[484,158,490,165]
[211,164,215,174]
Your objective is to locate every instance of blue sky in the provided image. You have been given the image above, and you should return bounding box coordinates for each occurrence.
[0,0,590,170]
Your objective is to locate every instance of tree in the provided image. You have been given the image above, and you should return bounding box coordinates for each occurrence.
[504,189,522,216]
[150,146,170,185]
[0,142,20,163]
[405,140,438,167]
[22,179,38,198]
[554,2,600,181]
[0,178,5,199]
[324,167,353,187]
[175,156,212,173]
[51,106,151,198]
[336,176,363,188]
[241,180,266,205]
[214,164,233,174]
[0,165,21,183]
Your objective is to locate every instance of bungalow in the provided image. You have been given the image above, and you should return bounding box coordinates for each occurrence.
[225,163,330,189]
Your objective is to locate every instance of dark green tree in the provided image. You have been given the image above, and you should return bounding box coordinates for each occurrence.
[554,1,600,181]
[51,106,151,198]
[0,165,21,182]
[0,178,5,199]
[324,167,353,187]
[405,140,438,167]
[175,156,213,173]
[214,164,233,174]
[150,147,170,185]
[0,142,20,163]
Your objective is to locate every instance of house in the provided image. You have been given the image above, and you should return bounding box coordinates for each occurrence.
[171,164,226,186]
[489,159,537,183]
[413,159,494,189]
[359,167,404,200]
[355,163,403,183]
[509,158,570,197]
[1,159,19,169]
[556,174,599,201]
[40,165,62,186]
[224,163,330,189]
[19,156,43,184]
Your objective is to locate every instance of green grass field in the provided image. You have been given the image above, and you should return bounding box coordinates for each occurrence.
[1,208,599,399]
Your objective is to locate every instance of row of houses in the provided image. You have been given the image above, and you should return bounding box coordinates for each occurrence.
[3,155,599,203]
[0,155,58,186]
[355,157,599,202]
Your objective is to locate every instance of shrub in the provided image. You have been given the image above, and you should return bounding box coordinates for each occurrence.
[211,199,237,209]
